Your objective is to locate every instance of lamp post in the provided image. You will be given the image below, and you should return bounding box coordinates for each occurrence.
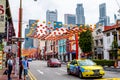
[18,0,38,59]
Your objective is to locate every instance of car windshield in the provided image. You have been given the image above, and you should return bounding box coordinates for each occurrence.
[78,59,96,66]
[51,58,59,62]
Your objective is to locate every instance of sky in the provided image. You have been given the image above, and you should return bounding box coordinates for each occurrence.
[8,0,120,37]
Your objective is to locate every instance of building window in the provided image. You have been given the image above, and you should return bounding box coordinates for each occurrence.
[100,39,103,45]
[106,33,110,36]
[112,31,116,35]
[107,38,110,44]
[95,40,98,46]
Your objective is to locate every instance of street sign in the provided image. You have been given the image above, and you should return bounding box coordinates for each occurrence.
[12,37,24,42]
[18,38,24,42]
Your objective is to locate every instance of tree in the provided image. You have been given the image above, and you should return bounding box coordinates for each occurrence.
[78,28,93,57]
[111,40,118,60]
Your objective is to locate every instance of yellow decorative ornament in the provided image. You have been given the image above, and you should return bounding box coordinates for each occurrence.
[70,24,73,27]
[54,23,56,26]
[83,29,86,32]
[80,25,82,28]
[43,21,46,24]
[64,24,67,27]
[94,24,96,27]
[48,22,51,24]
[32,24,35,27]
[26,28,34,37]
[36,20,39,22]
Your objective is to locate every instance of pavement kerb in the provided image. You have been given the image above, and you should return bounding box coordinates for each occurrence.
[28,70,37,80]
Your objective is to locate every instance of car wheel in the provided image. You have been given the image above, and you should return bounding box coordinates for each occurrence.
[67,68,71,75]
[98,76,103,78]
[78,71,83,79]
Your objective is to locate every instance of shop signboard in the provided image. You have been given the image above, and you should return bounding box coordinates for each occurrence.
[0,51,3,69]
[0,0,6,33]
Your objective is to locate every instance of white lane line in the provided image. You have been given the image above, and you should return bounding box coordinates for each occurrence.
[37,70,44,75]
[55,72,61,75]
[60,68,67,72]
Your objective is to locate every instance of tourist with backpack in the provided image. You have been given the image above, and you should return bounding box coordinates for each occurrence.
[22,56,29,80]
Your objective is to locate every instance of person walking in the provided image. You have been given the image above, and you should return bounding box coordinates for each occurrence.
[7,56,13,80]
[19,57,23,79]
[22,56,29,80]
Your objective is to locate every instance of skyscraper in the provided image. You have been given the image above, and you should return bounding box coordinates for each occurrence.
[99,3,110,26]
[46,10,57,27]
[76,4,85,25]
[64,14,76,25]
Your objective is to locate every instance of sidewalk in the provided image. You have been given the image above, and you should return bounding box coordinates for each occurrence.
[0,68,20,80]
[104,66,120,72]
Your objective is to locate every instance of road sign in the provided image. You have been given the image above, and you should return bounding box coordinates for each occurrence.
[12,37,24,42]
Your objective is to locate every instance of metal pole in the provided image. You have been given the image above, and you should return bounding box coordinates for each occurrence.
[18,0,22,58]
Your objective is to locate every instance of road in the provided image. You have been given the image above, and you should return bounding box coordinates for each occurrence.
[29,60,120,80]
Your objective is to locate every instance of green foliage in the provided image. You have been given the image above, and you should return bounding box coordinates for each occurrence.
[111,40,118,49]
[92,59,115,66]
[0,43,4,51]
[110,40,118,58]
[78,29,93,53]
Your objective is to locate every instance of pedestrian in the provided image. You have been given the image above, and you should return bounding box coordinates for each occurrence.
[19,57,23,79]
[7,56,13,80]
[22,56,29,80]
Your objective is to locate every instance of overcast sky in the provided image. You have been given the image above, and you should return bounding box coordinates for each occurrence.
[9,0,120,37]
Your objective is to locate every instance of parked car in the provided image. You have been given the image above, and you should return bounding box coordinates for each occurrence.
[28,58,32,62]
[47,58,61,67]
[67,59,105,78]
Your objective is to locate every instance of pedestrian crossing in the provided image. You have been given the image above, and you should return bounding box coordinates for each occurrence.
[95,78,120,80]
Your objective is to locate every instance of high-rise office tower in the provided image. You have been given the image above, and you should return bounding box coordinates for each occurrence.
[99,3,110,26]
[64,14,76,25]
[76,4,85,25]
[46,9,57,27]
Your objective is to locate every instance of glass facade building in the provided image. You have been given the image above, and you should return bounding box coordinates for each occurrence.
[76,4,85,25]
[64,14,76,25]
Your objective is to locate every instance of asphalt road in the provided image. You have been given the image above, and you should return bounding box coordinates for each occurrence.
[29,60,120,80]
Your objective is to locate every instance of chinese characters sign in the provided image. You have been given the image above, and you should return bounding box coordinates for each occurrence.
[0,0,6,33]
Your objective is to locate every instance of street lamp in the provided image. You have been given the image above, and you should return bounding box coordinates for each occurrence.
[18,0,38,59]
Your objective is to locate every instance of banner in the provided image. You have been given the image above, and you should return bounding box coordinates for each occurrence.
[0,0,6,33]
[0,51,3,69]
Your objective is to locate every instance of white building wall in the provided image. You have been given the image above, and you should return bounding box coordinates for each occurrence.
[103,29,115,60]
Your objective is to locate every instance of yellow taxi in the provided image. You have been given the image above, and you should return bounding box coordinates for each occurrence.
[67,59,105,78]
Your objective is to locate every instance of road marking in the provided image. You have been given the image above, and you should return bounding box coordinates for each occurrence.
[95,78,120,80]
[60,68,66,72]
[55,72,61,75]
[37,70,44,75]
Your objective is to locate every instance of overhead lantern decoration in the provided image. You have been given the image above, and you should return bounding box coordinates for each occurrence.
[56,28,59,31]
[94,24,96,29]
[54,23,56,26]
[70,24,73,28]
[43,21,46,24]
[36,20,39,22]
[40,24,43,27]
[32,23,35,27]
[80,25,83,28]
[64,24,67,27]
[48,21,51,24]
